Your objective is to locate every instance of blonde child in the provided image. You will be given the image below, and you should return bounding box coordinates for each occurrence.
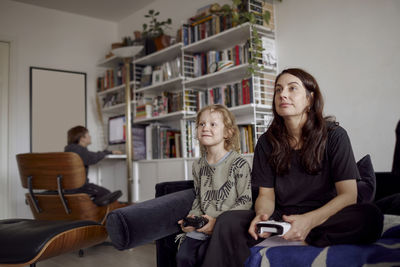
[176,104,252,267]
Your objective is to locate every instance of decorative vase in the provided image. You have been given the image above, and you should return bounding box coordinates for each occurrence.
[144,37,156,55]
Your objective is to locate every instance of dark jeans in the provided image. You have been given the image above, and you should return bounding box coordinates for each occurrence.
[201,203,383,267]
[176,237,210,267]
[65,182,111,201]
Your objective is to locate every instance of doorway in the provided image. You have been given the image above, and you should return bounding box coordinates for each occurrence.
[0,41,10,219]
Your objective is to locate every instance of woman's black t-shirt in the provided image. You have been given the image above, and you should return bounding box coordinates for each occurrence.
[252,125,360,215]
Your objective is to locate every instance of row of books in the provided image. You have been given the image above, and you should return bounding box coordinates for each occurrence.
[145,123,182,159]
[135,76,257,118]
[116,123,255,161]
[135,91,197,120]
[138,57,182,88]
[186,43,250,78]
[121,122,255,160]
[186,78,254,111]
[239,125,255,154]
[97,63,134,92]
[184,120,256,157]
[101,90,125,108]
[182,14,235,45]
[180,0,275,46]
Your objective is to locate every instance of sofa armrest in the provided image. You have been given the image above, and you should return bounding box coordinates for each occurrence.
[106,188,195,250]
[375,172,400,201]
[156,180,194,197]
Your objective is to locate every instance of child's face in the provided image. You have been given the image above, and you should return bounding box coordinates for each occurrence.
[197,110,227,151]
[80,132,92,147]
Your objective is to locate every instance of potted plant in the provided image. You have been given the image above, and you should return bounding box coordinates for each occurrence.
[217,0,281,74]
[142,9,172,54]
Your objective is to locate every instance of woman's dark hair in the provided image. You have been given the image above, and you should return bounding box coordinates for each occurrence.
[266,68,335,175]
[67,126,88,145]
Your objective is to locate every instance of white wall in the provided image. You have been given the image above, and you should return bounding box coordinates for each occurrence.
[0,0,118,218]
[275,0,400,171]
[119,0,400,171]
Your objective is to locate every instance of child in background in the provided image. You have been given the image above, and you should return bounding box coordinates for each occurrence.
[176,104,253,267]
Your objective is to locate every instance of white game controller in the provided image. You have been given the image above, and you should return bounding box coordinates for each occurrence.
[257,220,291,236]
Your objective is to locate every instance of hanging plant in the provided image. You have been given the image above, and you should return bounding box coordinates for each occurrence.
[217,0,281,74]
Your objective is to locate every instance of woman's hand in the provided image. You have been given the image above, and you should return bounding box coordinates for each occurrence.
[177,215,195,233]
[282,214,314,242]
[196,215,216,235]
[248,214,271,240]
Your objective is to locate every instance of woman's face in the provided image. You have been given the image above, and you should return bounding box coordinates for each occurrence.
[274,73,311,120]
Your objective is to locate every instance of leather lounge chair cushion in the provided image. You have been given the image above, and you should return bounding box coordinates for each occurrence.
[0,219,99,264]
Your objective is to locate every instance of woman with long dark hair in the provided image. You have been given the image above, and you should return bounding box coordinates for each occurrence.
[200,68,383,267]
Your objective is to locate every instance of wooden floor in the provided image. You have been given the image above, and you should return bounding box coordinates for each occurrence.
[38,242,156,267]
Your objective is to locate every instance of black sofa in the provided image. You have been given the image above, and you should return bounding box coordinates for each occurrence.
[105,120,400,266]
[105,169,399,267]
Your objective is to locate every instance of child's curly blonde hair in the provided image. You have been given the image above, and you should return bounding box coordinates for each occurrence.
[196,104,240,156]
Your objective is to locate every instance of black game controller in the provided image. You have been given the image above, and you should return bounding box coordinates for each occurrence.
[182,216,209,229]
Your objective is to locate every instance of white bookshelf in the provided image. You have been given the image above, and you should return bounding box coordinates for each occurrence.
[96,1,277,201]
[135,42,182,66]
[183,64,250,88]
[136,76,183,94]
[134,110,195,123]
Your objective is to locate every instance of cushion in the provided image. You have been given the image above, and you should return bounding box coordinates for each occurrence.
[0,219,100,264]
[356,154,376,203]
[106,188,195,250]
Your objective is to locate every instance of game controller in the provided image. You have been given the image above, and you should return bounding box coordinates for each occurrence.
[182,216,209,229]
[257,220,291,236]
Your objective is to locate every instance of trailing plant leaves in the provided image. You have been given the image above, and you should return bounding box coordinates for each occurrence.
[263,11,271,25]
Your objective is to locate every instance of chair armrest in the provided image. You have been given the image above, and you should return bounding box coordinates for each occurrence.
[106,188,195,250]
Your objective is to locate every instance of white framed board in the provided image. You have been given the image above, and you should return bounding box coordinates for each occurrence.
[30,67,86,152]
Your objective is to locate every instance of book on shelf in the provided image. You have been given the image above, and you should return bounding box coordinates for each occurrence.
[181,13,233,46]
[239,124,255,154]
[185,120,200,158]
[132,125,146,160]
[261,36,277,69]
[101,90,125,108]
[136,90,196,119]
[140,65,152,88]
[97,63,134,92]
[145,124,153,160]
[186,42,249,78]
[136,57,182,90]
[184,90,198,112]
[135,104,152,119]
[187,77,255,109]
[145,123,181,159]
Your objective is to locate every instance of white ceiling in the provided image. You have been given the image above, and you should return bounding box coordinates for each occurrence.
[10,0,156,22]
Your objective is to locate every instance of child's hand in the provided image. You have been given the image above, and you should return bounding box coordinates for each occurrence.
[196,215,215,235]
[178,215,195,233]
